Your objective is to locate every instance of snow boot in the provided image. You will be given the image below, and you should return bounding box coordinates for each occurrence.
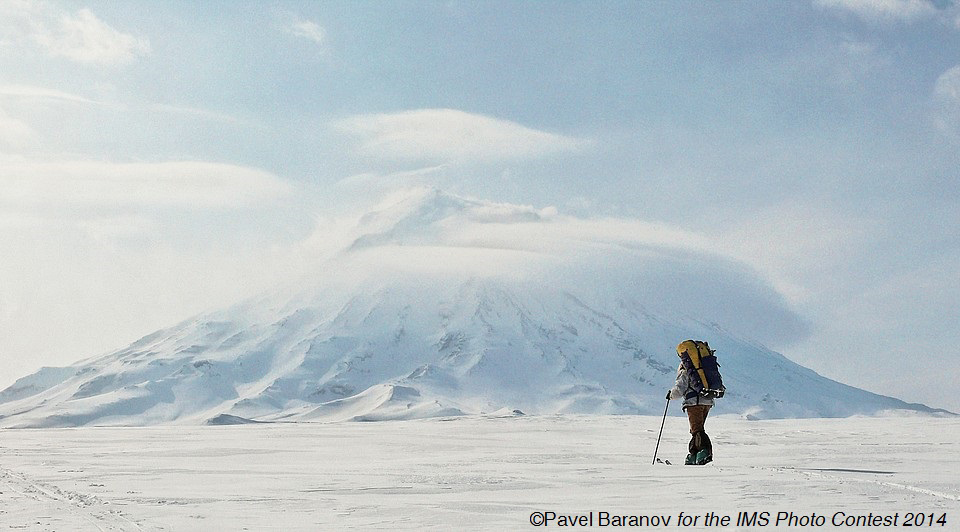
[684,449,712,465]
[694,448,712,465]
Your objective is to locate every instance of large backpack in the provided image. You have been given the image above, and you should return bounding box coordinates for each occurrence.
[676,340,725,400]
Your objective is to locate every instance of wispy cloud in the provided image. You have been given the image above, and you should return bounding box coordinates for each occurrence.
[0,85,109,149]
[935,65,960,101]
[288,18,325,45]
[814,0,940,24]
[0,84,105,106]
[934,65,960,139]
[0,159,291,209]
[0,107,37,150]
[0,1,149,65]
[335,109,591,163]
[276,10,327,50]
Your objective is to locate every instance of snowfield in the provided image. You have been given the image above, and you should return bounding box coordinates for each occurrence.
[1,414,957,531]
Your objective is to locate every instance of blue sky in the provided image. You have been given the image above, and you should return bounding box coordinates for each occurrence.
[1,0,959,412]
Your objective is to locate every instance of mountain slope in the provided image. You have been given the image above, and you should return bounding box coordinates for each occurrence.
[0,189,947,426]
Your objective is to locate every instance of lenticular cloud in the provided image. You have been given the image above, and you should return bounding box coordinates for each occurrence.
[306,187,809,346]
[334,110,589,162]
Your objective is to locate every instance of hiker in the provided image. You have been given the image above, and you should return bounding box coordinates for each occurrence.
[667,340,724,465]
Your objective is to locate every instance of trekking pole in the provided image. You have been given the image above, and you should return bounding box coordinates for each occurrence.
[652,396,670,465]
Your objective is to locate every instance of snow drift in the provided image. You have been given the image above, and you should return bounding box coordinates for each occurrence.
[0,188,947,427]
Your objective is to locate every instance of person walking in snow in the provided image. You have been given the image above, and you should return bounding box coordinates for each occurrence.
[667,373,713,465]
[667,340,724,465]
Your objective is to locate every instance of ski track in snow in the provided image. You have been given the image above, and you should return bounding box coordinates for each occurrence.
[0,466,142,531]
[0,415,957,530]
[768,467,960,502]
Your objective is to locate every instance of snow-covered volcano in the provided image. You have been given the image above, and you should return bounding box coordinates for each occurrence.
[0,189,945,427]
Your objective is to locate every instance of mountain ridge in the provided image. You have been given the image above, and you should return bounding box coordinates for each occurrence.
[1,189,951,426]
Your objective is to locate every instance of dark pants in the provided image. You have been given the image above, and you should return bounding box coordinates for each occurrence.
[685,404,712,456]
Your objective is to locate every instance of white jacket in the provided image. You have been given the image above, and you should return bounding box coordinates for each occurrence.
[668,364,714,408]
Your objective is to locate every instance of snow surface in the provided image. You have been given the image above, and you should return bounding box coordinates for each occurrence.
[0,415,957,530]
[0,189,950,427]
